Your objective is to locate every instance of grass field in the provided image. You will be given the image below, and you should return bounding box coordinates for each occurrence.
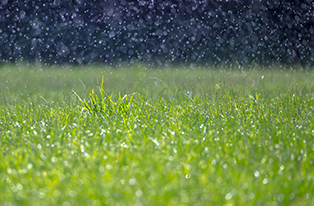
[1,64,314,206]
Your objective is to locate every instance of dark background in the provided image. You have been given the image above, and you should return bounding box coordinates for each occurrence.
[1,0,313,66]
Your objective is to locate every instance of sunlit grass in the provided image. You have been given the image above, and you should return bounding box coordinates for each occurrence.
[1,64,314,205]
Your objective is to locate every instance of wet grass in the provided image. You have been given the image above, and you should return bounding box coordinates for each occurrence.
[1,64,314,206]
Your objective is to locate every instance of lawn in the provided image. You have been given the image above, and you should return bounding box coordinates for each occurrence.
[1,64,314,206]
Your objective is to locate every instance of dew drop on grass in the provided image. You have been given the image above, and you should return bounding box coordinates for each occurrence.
[225,192,232,200]
[20,169,27,174]
[151,138,159,146]
[120,142,128,148]
[63,161,68,167]
[27,163,33,170]
[16,183,23,190]
[7,168,12,174]
[129,178,136,186]
[5,177,11,183]
[135,190,143,197]
[106,165,113,170]
[51,156,57,163]
[80,145,85,152]
[69,190,77,197]
[211,159,216,166]
[98,166,105,173]
[263,178,268,184]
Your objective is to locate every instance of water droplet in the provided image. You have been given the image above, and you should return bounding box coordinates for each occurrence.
[16,183,23,190]
[27,163,33,169]
[225,192,232,200]
[185,174,191,179]
[51,156,57,163]
[135,190,143,197]
[263,178,268,184]
[129,178,136,186]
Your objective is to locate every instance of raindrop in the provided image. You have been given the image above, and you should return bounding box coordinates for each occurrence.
[1,0,8,5]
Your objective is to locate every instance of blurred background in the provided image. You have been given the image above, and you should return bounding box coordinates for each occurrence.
[0,0,313,67]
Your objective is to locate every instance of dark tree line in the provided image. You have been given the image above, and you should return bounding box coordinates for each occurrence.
[0,0,313,66]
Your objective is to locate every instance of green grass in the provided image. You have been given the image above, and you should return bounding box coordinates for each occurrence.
[1,64,314,205]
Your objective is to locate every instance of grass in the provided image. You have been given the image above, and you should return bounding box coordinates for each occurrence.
[1,64,314,205]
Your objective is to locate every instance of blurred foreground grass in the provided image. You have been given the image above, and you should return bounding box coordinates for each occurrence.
[1,64,313,104]
[0,64,314,206]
